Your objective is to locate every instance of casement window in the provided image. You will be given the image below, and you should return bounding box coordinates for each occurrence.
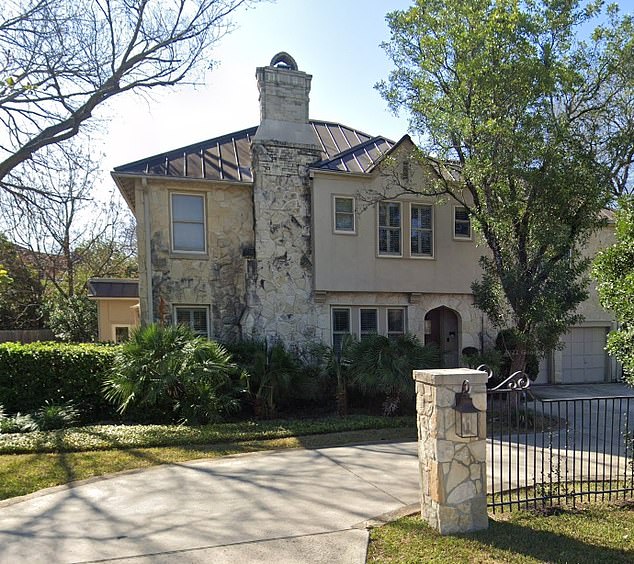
[332,308,351,353]
[454,206,472,239]
[174,306,209,338]
[411,204,433,257]
[359,308,378,340]
[387,308,406,338]
[171,193,206,253]
[378,201,402,256]
[334,196,355,233]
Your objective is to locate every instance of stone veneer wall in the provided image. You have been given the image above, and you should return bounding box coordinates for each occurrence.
[135,178,254,341]
[242,141,323,346]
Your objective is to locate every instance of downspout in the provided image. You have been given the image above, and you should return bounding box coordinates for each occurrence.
[142,177,154,324]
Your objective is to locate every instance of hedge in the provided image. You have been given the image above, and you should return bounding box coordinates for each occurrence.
[0,342,118,422]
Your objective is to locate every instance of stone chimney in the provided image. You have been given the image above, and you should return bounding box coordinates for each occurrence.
[253,52,319,147]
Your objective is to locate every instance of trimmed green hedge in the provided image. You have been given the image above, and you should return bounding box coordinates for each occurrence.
[0,342,117,422]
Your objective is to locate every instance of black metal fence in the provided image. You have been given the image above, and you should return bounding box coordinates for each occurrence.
[485,368,634,513]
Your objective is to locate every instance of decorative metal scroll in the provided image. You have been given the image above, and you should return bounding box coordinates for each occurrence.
[476,364,531,391]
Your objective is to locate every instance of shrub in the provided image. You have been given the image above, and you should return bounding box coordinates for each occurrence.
[0,412,38,434]
[34,401,80,431]
[227,338,301,419]
[0,341,117,421]
[495,328,540,381]
[104,324,242,424]
[348,334,440,415]
[45,295,98,342]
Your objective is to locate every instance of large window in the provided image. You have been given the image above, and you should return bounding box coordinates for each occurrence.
[454,206,471,239]
[334,196,355,233]
[171,193,206,253]
[378,201,401,256]
[332,308,351,353]
[411,204,433,257]
[174,306,209,338]
[331,306,407,346]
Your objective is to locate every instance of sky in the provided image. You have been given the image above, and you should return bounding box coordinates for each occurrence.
[97,0,412,198]
[96,0,632,202]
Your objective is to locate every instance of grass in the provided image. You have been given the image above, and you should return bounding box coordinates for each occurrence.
[0,422,415,501]
[368,502,634,563]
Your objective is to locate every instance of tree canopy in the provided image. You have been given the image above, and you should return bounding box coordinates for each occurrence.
[379,0,634,370]
[0,0,252,202]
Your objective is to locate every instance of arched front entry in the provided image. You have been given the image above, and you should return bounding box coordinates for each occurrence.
[425,306,460,367]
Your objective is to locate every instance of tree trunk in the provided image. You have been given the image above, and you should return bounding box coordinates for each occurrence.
[336,385,348,417]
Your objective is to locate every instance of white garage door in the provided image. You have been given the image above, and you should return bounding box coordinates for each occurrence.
[561,327,608,383]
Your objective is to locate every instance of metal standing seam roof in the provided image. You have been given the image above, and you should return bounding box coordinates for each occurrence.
[87,279,139,299]
[113,120,395,182]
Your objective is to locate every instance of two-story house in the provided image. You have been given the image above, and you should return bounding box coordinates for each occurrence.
[111,52,618,385]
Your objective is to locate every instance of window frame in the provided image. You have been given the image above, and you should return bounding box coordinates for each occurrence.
[377,200,403,257]
[173,305,210,338]
[331,307,352,352]
[112,325,133,343]
[453,205,472,241]
[170,192,207,254]
[333,195,356,234]
[410,203,434,259]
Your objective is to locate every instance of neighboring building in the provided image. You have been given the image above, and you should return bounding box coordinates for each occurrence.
[87,278,140,342]
[111,52,618,384]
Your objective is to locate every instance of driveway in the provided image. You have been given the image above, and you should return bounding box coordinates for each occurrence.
[0,442,421,564]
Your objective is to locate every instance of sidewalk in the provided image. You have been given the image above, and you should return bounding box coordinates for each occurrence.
[0,441,421,564]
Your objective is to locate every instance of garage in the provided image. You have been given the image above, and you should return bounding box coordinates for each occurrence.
[560,327,609,383]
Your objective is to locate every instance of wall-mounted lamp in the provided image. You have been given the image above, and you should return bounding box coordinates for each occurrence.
[454,380,480,438]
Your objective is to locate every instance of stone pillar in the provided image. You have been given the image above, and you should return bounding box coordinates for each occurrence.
[413,368,488,534]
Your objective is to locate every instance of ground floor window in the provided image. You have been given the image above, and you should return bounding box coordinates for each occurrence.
[174,306,209,338]
[113,325,131,343]
[331,306,407,349]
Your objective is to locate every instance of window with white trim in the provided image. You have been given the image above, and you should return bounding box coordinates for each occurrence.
[332,308,351,353]
[411,204,433,257]
[378,201,401,255]
[113,326,131,343]
[454,206,471,239]
[359,308,378,340]
[174,306,209,338]
[334,196,355,233]
[171,193,206,252]
[387,308,406,338]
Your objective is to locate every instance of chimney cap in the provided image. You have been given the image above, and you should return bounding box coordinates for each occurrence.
[270,52,298,71]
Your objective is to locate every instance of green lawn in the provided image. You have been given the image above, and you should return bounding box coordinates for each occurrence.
[368,503,634,563]
[0,417,415,501]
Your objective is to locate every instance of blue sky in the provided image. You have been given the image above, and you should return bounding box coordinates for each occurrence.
[99,0,412,188]
[98,0,632,198]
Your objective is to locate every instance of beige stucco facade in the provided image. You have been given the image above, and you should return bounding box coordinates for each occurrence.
[95,299,140,342]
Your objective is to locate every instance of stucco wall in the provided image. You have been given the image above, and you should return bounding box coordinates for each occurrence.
[96,299,139,341]
[135,177,254,341]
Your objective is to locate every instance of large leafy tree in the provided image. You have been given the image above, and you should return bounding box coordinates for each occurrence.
[0,0,253,203]
[379,0,634,372]
[593,196,634,382]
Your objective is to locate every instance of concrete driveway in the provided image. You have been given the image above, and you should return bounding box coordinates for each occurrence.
[0,442,421,564]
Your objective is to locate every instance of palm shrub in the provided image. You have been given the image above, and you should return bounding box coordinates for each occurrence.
[313,335,355,417]
[349,333,440,416]
[34,401,80,430]
[103,324,242,424]
[228,338,299,419]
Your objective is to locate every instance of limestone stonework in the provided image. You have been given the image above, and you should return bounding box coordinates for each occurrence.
[414,368,489,534]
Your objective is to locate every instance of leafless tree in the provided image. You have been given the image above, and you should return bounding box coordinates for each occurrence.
[0,142,137,298]
[0,0,252,201]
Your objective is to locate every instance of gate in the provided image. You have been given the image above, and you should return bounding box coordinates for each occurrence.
[484,367,634,513]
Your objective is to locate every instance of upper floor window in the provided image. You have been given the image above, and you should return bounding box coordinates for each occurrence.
[171,193,206,253]
[378,201,401,256]
[334,196,355,233]
[454,206,471,239]
[175,306,209,338]
[411,204,433,257]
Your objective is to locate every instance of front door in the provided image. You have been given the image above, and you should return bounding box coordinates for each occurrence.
[425,306,460,367]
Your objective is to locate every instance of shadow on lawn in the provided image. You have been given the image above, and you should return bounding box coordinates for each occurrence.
[465,515,633,563]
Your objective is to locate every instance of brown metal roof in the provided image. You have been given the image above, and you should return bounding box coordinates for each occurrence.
[88,278,139,299]
[113,121,394,181]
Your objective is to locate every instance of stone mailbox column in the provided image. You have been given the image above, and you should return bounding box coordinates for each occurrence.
[413,368,488,534]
